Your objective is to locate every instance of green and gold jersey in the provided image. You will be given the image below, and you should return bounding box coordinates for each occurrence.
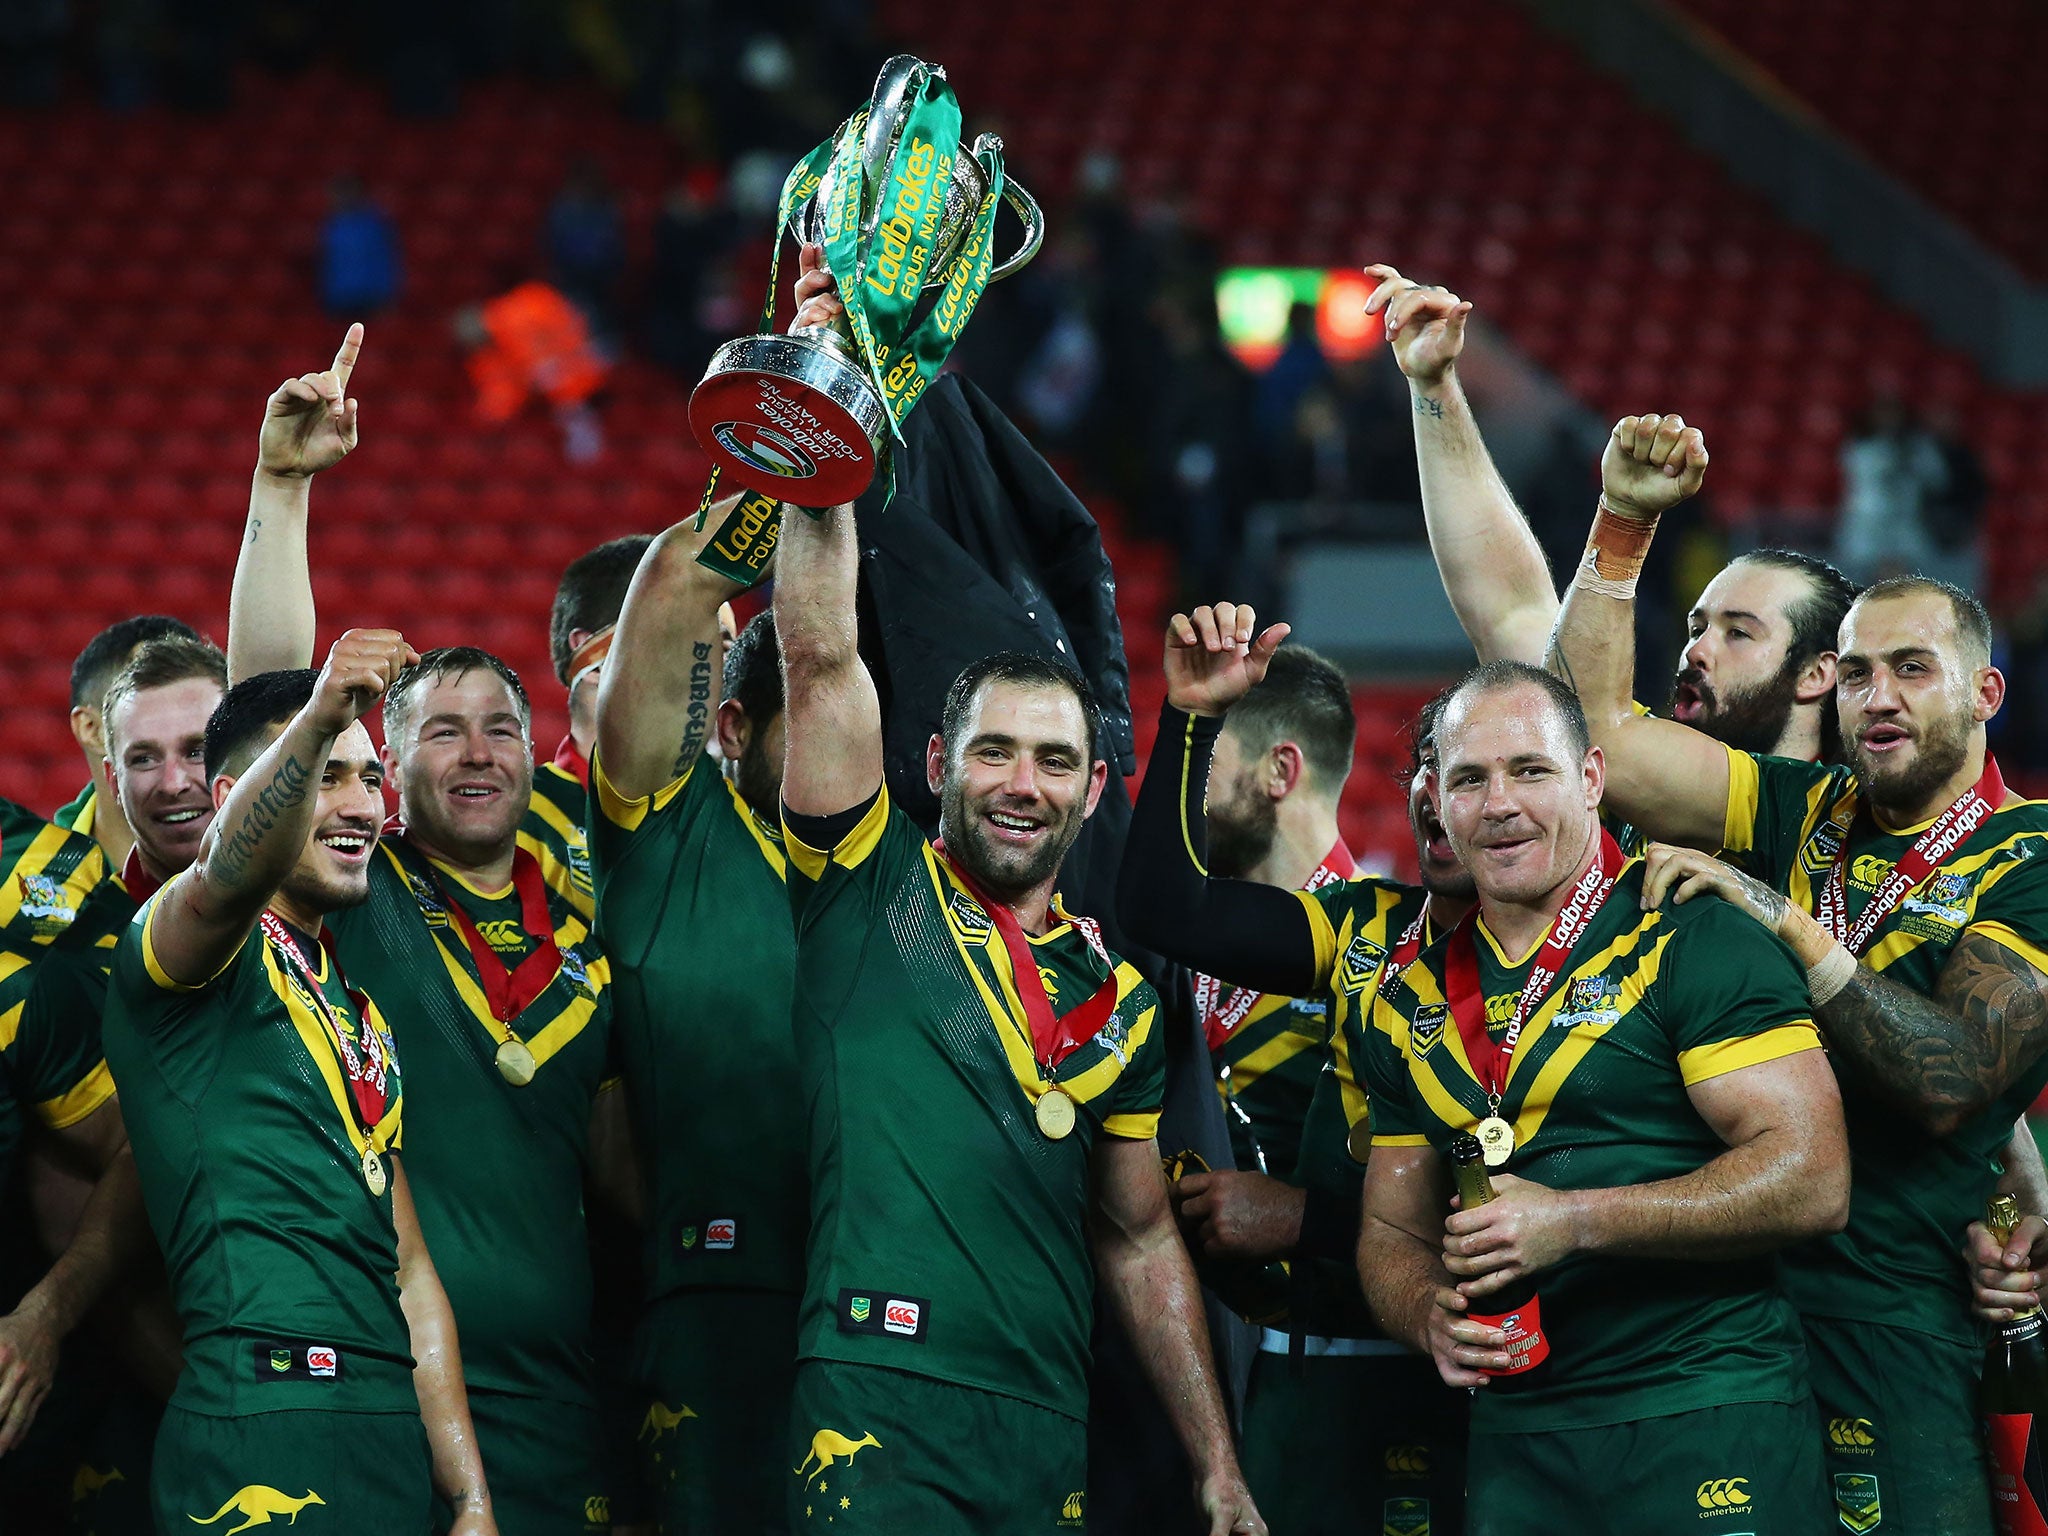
[325,821,613,1405]
[52,780,95,833]
[1360,860,1823,1433]
[531,761,595,899]
[589,752,806,1300]
[1722,746,2048,1342]
[1,796,131,953]
[102,893,411,1417]
[0,939,117,1201]
[785,793,1166,1422]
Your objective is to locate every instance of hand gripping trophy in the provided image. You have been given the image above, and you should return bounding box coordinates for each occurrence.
[688,54,1042,574]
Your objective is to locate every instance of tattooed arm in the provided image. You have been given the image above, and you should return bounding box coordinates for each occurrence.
[149,630,415,986]
[594,495,746,799]
[1642,843,2048,1137]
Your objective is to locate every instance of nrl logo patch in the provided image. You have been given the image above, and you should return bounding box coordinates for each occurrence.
[1338,935,1388,994]
[1410,1004,1447,1057]
[946,889,992,946]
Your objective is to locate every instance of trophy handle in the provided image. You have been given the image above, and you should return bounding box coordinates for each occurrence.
[992,176,1045,283]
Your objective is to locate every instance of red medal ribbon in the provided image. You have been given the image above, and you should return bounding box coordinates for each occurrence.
[428,849,563,1024]
[1444,829,1625,1104]
[937,843,1119,1076]
[551,734,591,789]
[1198,841,1357,1049]
[120,846,163,904]
[1377,903,1433,1001]
[1816,755,2005,958]
[259,911,390,1129]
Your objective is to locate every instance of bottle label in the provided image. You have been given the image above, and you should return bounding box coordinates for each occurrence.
[1467,1294,1550,1376]
[1986,1413,2048,1536]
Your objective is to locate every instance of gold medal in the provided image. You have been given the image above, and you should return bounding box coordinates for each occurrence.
[362,1146,389,1197]
[1035,1087,1077,1140]
[1475,1116,1516,1168]
[495,1038,537,1087]
[1346,1116,1373,1165]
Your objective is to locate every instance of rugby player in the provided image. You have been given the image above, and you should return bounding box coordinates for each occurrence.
[1358,660,1848,1530]
[58,616,202,869]
[100,636,227,900]
[549,534,654,793]
[101,638,497,1533]
[1118,609,1473,1529]
[1549,439,2048,1532]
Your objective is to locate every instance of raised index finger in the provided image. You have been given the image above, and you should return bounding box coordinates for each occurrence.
[331,323,364,393]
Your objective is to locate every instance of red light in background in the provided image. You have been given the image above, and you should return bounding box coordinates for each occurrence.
[1318,269,1381,361]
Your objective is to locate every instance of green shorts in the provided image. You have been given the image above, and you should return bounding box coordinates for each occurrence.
[1240,1339,1467,1535]
[1467,1399,1829,1536]
[443,1389,608,1536]
[152,1404,431,1534]
[1804,1315,1996,1536]
[632,1289,800,1535]
[786,1359,1086,1535]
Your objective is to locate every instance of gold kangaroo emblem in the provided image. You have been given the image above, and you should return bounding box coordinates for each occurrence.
[795,1430,881,1488]
[72,1464,126,1501]
[189,1487,325,1533]
[638,1401,698,1441]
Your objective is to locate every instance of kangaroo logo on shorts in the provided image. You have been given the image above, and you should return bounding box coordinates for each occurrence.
[1834,1473,1881,1534]
[794,1429,881,1489]
[1382,1496,1431,1536]
[1409,1005,1447,1058]
[190,1486,325,1529]
[638,1402,697,1442]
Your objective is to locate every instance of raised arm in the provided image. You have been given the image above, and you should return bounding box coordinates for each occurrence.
[149,630,415,986]
[1364,264,1554,665]
[1546,414,1729,846]
[1089,1135,1265,1536]
[227,325,363,683]
[391,1161,495,1536]
[594,500,745,798]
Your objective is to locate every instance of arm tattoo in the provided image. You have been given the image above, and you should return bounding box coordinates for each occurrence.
[210,755,311,886]
[245,518,261,544]
[672,640,713,776]
[1412,393,1445,420]
[1819,932,2048,1130]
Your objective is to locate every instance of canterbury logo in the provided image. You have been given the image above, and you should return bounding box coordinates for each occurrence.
[638,1401,698,1440]
[1695,1478,1751,1510]
[1383,1444,1430,1475]
[795,1429,880,1488]
[190,1487,324,1531]
[1829,1417,1876,1448]
[475,918,526,951]
[1060,1491,1086,1523]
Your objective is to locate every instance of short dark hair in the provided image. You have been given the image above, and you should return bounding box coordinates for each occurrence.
[724,611,783,724]
[1730,549,1859,669]
[1441,658,1592,762]
[1857,574,1995,667]
[551,536,653,683]
[205,669,319,782]
[103,636,228,748]
[940,651,1103,768]
[383,646,531,750]
[1404,686,1456,782]
[71,615,201,710]
[1224,644,1356,791]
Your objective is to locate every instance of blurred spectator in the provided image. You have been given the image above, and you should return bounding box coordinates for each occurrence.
[456,282,611,463]
[546,157,627,334]
[1255,302,1330,457]
[646,168,738,378]
[319,176,402,317]
[1271,352,1416,508]
[1146,291,1255,600]
[1836,392,1946,578]
[1923,401,1989,553]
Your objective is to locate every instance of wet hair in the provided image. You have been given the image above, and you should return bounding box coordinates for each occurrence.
[1223,645,1356,792]
[204,669,319,782]
[550,536,653,683]
[1857,574,1995,668]
[724,610,783,724]
[940,651,1103,769]
[71,615,201,710]
[382,646,531,750]
[102,636,228,751]
[1403,687,1457,782]
[1729,549,1859,670]
[1441,658,1591,762]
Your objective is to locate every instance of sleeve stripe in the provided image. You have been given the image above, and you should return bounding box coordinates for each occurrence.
[38,1057,115,1129]
[139,891,221,993]
[1722,744,1761,856]
[1677,1022,1822,1085]
[1967,921,2048,981]
[1370,1133,1431,1148]
[783,792,891,883]
[1102,1110,1161,1141]
[591,752,692,832]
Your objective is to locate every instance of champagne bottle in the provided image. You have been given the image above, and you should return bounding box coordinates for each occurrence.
[1447,1132,1549,1376]
[1983,1193,2048,1534]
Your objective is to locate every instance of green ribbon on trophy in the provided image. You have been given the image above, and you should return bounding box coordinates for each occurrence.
[687,56,1042,588]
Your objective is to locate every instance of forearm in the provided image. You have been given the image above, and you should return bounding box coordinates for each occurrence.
[1570,1130,1840,1260]
[1816,957,2012,1135]
[1097,1222,1238,1480]
[1412,369,1557,665]
[227,470,317,684]
[193,707,336,906]
[1117,705,1322,994]
[13,1150,147,1343]
[772,502,860,680]
[1357,1215,1446,1353]
[772,502,883,817]
[2001,1119,2048,1211]
[401,1262,490,1518]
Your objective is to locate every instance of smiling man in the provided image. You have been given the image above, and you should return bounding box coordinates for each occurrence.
[1356,659,1847,1532]
[57,616,204,871]
[101,636,228,901]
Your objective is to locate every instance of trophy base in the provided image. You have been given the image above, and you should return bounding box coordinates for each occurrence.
[689,330,888,507]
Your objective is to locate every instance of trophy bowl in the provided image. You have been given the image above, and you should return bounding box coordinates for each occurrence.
[688,56,1044,507]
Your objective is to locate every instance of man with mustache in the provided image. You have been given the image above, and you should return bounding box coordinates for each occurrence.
[587,507,801,1533]
[227,326,623,1534]
[58,616,204,871]
[1548,430,2048,1533]
[101,637,497,1533]
[1359,659,1847,1532]
[1117,605,1475,1530]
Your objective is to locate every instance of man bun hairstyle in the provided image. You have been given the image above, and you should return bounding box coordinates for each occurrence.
[1442,658,1592,762]
[204,669,320,783]
[382,646,531,751]
[1858,574,1995,668]
[102,636,229,750]
[1225,644,1356,792]
[941,651,1104,770]
[725,610,784,726]
[551,536,653,683]
[71,615,202,710]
